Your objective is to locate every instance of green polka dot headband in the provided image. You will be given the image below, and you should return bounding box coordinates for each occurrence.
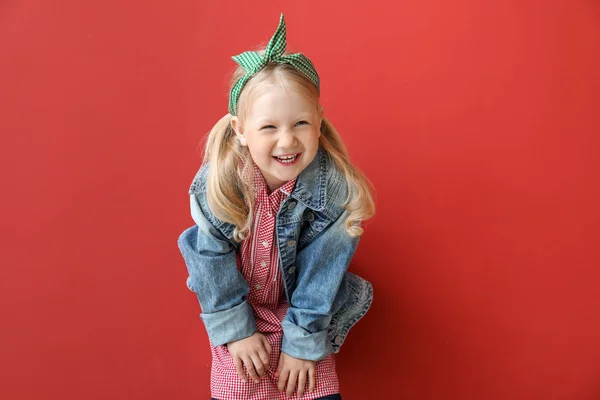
[228,13,321,116]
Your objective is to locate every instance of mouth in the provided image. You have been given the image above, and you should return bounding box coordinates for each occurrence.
[272,153,301,165]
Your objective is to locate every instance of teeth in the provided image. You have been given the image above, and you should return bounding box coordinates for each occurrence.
[276,154,298,163]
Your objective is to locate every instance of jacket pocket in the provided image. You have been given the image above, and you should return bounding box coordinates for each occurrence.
[327,271,373,353]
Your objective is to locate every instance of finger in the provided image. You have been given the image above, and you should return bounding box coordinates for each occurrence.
[249,353,266,378]
[309,367,316,392]
[242,356,260,383]
[297,370,307,397]
[277,367,289,392]
[258,348,270,371]
[274,353,283,379]
[286,370,298,397]
[262,336,272,357]
[232,356,247,383]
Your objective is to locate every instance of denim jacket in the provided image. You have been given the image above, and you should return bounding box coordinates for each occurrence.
[177,147,373,361]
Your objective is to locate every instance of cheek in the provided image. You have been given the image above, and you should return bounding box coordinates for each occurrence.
[247,139,272,160]
[306,129,321,146]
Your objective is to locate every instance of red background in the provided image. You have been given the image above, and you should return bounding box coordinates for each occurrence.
[1,1,599,399]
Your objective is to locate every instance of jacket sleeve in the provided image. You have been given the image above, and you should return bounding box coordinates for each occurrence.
[281,209,360,361]
[177,192,256,346]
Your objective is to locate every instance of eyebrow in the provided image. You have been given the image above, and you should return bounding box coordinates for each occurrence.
[255,118,275,124]
[255,114,313,124]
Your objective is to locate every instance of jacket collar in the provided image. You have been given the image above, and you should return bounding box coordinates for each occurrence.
[281,146,327,211]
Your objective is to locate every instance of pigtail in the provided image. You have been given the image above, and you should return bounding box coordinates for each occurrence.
[203,114,255,242]
[319,118,376,237]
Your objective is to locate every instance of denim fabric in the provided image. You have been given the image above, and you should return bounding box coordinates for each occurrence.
[178,147,373,361]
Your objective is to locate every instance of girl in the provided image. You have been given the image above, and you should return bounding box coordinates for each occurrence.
[178,14,375,400]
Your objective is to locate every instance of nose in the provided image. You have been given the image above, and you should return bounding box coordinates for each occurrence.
[277,129,297,149]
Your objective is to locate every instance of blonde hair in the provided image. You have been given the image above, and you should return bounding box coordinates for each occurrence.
[200,51,375,242]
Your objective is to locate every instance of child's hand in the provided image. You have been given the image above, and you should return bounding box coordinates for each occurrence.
[226,332,272,383]
[274,352,316,397]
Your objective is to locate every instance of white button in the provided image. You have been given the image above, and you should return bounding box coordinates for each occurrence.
[260,260,267,267]
[287,240,296,247]
[288,202,297,210]
[262,241,269,248]
[186,277,195,292]
[288,266,296,274]
[255,284,261,290]
[334,335,343,345]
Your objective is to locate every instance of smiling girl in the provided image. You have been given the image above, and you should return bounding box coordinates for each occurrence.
[178,14,375,400]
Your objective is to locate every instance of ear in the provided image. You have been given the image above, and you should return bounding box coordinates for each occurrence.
[230,116,247,146]
[317,105,324,137]
[317,103,324,118]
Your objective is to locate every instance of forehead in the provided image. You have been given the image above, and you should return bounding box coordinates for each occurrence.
[245,85,318,122]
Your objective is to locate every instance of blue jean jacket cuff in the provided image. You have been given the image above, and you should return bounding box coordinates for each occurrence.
[200,300,256,346]
[281,319,333,361]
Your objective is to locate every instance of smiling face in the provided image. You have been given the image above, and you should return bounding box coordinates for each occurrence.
[231,83,323,193]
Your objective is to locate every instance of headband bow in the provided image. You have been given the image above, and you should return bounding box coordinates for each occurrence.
[228,14,320,116]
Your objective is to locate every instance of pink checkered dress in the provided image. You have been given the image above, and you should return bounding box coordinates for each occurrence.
[209,167,339,400]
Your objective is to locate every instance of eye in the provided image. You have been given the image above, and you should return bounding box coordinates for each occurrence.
[295,120,309,126]
[260,125,276,130]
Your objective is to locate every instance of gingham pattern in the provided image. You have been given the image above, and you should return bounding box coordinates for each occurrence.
[228,13,321,116]
[209,166,339,400]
